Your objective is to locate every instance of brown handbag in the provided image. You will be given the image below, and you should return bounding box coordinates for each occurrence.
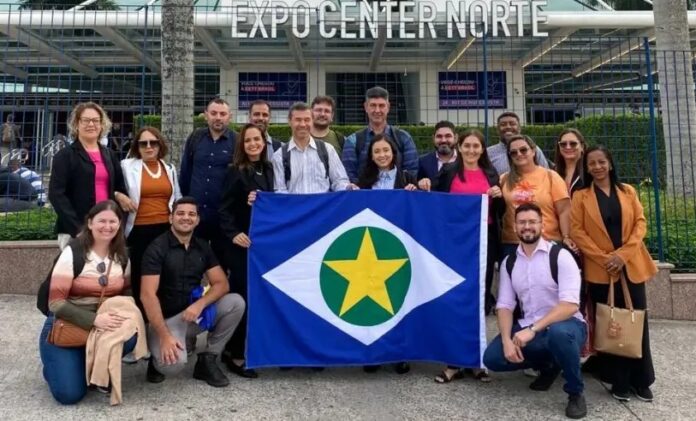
[48,261,111,348]
[593,272,645,358]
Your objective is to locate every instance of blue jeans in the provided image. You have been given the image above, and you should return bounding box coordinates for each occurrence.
[39,315,137,405]
[483,318,586,395]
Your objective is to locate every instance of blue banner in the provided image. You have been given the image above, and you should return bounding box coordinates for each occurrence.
[238,72,307,109]
[438,71,507,109]
[246,190,487,368]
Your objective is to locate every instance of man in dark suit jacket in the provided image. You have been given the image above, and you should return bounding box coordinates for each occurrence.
[417,120,458,181]
[248,99,281,160]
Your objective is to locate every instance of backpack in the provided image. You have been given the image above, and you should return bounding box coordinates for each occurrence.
[36,240,127,316]
[282,139,330,183]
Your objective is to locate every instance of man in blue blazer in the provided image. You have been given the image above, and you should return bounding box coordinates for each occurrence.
[417,120,458,181]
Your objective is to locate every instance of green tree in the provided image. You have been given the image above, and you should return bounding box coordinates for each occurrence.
[19,0,120,10]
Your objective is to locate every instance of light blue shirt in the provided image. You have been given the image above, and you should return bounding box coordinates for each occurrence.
[372,167,397,190]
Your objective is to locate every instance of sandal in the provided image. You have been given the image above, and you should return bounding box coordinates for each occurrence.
[434,368,464,383]
[471,368,492,383]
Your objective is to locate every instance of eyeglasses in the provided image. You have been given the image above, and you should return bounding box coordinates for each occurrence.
[138,140,160,148]
[558,141,580,149]
[509,146,530,158]
[97,261,108,287]
[79,118,101,126]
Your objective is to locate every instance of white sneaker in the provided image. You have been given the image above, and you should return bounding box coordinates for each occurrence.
[523,368,539,378]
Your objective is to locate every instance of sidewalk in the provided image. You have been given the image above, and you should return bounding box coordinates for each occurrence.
[1,294,694,420]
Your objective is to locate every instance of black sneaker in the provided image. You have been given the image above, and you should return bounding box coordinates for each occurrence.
[363,365,380,373]
[631,386,653,402]
[394,362,410,374]
[566,394,587,419]
[193,353,229,388]
[146,360,166,384]
[611,387,631,402]
[529,367,560,391]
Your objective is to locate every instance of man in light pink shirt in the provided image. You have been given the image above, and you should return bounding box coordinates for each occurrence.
[483,202,587,420]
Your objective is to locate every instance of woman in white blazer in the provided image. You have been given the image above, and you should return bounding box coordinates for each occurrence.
[121,126,181,314]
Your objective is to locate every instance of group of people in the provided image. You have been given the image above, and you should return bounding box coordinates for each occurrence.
[40,87,657,419]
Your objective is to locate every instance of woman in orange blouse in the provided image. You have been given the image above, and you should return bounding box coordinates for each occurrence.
[570,145,657,403]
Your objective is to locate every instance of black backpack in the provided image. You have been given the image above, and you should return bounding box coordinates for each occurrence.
[282,139,330,183]
[36,240,127,316]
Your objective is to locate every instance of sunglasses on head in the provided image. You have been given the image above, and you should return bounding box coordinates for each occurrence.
[558,140,580,149]
[509,146,530,158]
[97,261,108,287]
[138,140,159,148]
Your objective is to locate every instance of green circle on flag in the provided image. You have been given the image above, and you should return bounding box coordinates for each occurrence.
[320,226,411,326]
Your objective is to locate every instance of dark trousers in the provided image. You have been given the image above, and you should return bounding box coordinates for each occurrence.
[484,224,498,313]
[587,279,654,391]
[195,220,230,273]
[127,223,170,319]
[223,244,249,360]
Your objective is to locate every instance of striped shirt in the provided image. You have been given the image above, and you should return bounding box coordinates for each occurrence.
[273,137,349,194]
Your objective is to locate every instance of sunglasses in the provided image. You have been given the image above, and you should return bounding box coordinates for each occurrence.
[558,141,580,149]
[97,261,108,287]
[138,140,160,148]
[509,146,530,158]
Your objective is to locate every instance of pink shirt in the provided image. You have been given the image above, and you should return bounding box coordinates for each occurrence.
[497,239,585,327]
[449,168,490,194]
[87,150,110,203]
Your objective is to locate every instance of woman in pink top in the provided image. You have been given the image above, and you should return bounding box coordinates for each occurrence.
[48,102,132,250]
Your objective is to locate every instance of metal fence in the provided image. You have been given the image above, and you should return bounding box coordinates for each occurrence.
[0,4,694,271]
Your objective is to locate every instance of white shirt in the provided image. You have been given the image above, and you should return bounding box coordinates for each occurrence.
[273,137,349,194]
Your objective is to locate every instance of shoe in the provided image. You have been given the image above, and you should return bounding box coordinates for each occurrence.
[529,367,561,391]
[279,367,294,371]
[193,353,229,388]
[523,368,539,377]
[122,352,138,364]
[225,359,259,379]
[470,368,492,383]
[611,387,631,402]
[631,386,653,402]
[434,368,464,384]
[394,362,410,374]
[311,367,325,372]
[146,360,166,384]
[565,394,587,419]
[363,365,380,373]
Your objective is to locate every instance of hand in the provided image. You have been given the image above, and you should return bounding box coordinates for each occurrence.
[512,327,535,348]
[346,183,360,191]
[182,301,205,323]
[159,333,184,366]
[487,186,502,198]
[418,178,431,192]
[93,311,128,331]
[247,190,257,206]
[232,232,251,248]
[404,183,417,191]
[605,254,625,274]
[502,339,524,363]
[563,237,579,254]
[115,192,137,212]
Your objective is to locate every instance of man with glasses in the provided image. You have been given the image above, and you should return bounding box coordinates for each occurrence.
[310,95,345,155]
[483,202,587,419]
[487,112,549,174]
[140,197,245,388]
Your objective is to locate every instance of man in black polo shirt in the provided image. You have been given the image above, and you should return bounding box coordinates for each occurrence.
[140,196,245,388]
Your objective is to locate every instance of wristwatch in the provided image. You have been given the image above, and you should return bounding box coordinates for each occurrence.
[528,324,538,333]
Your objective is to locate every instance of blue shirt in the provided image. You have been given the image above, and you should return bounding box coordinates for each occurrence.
[341,125,418,183]
[179,128,236,224]
[372,168,397,190]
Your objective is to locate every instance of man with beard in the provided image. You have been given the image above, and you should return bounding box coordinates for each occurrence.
[141,197,245,387]
[179,98,236,269]
[483,202,587,419]
[417,120,458,182]
[248,99,281,160]
[310,95,345,155]
[487,112,549,174]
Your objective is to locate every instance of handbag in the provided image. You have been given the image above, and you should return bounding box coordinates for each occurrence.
[594,272,645,358]
[48,261,111,348]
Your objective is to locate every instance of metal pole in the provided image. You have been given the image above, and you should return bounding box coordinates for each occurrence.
[482,30,489,141]
[643,37,665,261]
[139,5,149,127]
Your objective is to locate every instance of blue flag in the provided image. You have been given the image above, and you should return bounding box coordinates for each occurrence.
[246,190,487,368]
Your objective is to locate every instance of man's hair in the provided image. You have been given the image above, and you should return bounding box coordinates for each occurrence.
[434,120,456,134]
[288,102,311,119]
[206,97,230,110]
[497,111,520,124]
[311,95,336,111]
[365,86,389,101]
[172,196,199,214]
[515,202,542,219]
[249,99,271,114]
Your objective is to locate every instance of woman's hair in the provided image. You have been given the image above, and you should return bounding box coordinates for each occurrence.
[67,102,112,141]
[357,134,399,188]
[128,126,169,159]
[232,123,269,169]
[77,200,128,266]
[505,135,539,190]
[581,144,625,192]
[554,128,586,182]
[454,129,495,182]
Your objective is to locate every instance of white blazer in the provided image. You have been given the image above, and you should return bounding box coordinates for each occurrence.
[121,158,182,236]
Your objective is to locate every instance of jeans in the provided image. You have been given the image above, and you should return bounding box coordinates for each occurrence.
[39,315,137,405]
[483,318,587,395]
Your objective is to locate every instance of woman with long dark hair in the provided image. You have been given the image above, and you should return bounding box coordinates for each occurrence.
[356,134,417,190]
[570,145,657,402]
[554,128,586,195]
[219,123,274,379]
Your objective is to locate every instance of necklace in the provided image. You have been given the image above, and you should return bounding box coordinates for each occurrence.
[143,160,162,179]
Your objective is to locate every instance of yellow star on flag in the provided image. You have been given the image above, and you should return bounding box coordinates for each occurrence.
[323,228,408,317]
